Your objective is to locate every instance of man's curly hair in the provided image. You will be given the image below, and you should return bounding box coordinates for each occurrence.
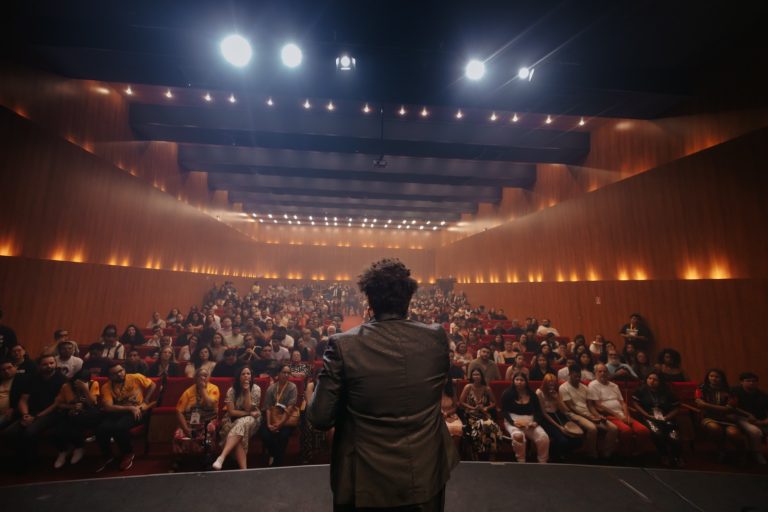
[357,259,418,318]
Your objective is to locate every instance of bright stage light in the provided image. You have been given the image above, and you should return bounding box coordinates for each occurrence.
[518,66,534,81]
[336,54,356,71]
[220,35,253,68]
[281,43,303,68]
[465,59,485,80]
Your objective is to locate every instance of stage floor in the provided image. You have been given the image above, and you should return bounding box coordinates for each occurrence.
[6,462,768,511]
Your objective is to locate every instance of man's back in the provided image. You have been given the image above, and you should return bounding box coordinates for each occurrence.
[309,317,459,508]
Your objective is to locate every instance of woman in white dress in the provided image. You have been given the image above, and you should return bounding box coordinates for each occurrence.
[213,365,262,470]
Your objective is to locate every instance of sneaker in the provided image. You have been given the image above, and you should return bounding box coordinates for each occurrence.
[119,453,135,471]
[54,451,68,469]
[95,457,114,473]
[71,448,85,465]
[212,456,225,471]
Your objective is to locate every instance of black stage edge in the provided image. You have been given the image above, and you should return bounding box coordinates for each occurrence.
[5,462,768,512]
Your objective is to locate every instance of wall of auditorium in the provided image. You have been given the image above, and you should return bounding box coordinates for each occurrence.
[437,129,768,381]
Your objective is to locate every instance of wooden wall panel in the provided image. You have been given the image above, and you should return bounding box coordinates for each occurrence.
[454,279,768,384]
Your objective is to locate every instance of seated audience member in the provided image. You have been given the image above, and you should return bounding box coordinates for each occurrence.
[211,348,240,378]
[270,336,291,363]
[489,323,506,336]
[145,326,164,349]
[656,348,688,382]
[208,332,227,362]
[447,350,466,380]
[173,367,220,457]
[495,339,519,364]
[577,352,596,381]
[259,365,298,467]
[507,319,524,337]
[0,308,18,359]
[223,324,244,348]
[177,335,199,362]
[0,358,24,430]
[51,369,101,468]
[213,365,262,470]
[146,311,166,330]
[187,312,204,333]
[453,341,473,368]
[621,341,638,366]
[82,343,110,376]
[588,364,650,456]
[251,345,278,377]
[567,334,587,355]
[166,308,180,325]
[148,346,179,378]
[118,324,143,352]
[605,350,638,380]
[175,323,197,347]
[442,379,464,438]
[529,353,556,381]
[124,349,149,376]
[557,357,578,382]
[297,327,318,359]
[237,334,259,364]
[218,316,234,339]
[536,318,560,337]
[255,318,276,346]
[5,354,67,469]
[186,346,216,378]
[537,373,583,460]
[501,372,549,463]
[589,334,607,361]
[468,346,501,382]
[560,365,617,460]
[552,344,567,366]
[631,371,683,467]
[55,340,83,379]
[460,368,502,459]
[288,349,312,379]
[632,351,653,381]
[731,372,768,465]
[695,368,743,463]
[521,331,540,353]
[9,344,37,375]
[619,313,653,352]
[505,353,530,380]
[96,363,156,472]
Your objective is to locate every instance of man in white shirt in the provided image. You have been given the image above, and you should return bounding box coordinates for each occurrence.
[223,323,244,348]
[54,340,83,379]
[536,319,560,337]
[270,337,290,363]
[588,364,649,456]
[559,365,617,459]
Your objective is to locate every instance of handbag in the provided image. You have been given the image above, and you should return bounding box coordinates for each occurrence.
[270,383,300,427]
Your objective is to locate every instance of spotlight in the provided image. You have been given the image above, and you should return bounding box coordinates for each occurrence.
[432,226,437,230]
[268,213,273,218]
[273,219,277,223]
[440,220,446,225]
[387,219,392,223]
[336,54,356,71]
[326,101,335,111]
[125,85,133,96]
[333,217,337,221]
[204,92,212,102]
[362,103,371,114]
[228,93,237,104]
[266,97,274,106]
[545,115,553,124]
[259,219,264,223]
[455,109,463,119]
[284,214,288,219]
[303,99,311,109]
[364,218,368,222]
[411,220,416,224]
[578,117,586,126]
[309,215,313,220]
[398,106,406,116]
[220,34,253,68]
[465,59,486,80]
[420,107,429,117]
[518,66,534,81]
[511,113,519,122]
[489,112,498,122]
[293,215,298,219]
[281,43,303,68]
[165,89,173,99]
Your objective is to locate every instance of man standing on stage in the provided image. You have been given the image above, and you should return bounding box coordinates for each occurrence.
[308,259,459,511]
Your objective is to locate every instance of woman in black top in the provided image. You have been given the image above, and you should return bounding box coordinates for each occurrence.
[501,372,550,463]
[529,354,556,381]
[631,371,683,466]
[148,346,179,378]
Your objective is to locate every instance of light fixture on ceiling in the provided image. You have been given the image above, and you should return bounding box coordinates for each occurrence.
[281,43,303,68]
[283,214,288,219]
[545,115,553,124]
[511,113,519,122]
[220,34,253,67]
[268,213,273,218]
[125,85,133,96]
[228,93,237,104]
[455,109,463,119]
[398,106,406,116]
[165,89,173,99]
[203,92,212,102]
[518,66,534,81]
[440,220,446,225]
[362,103,371,114]
[579,117,586,126]
[489,112,498,122]
[303,99,311,109]
[432,226,437,230]
[266,97,274,106]
[465,59,486,80]
[327,100,335,111]
[336,54,356,71]
[420,107,429,117]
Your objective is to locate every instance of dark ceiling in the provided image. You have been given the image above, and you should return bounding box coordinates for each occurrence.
[6,0,767,227]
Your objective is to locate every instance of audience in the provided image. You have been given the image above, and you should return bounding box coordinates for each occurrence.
[52,369,101,468]
[0,358,23,431]
[631,371,683,467]
[468,346,501,382]
[186,346,216,378]
[259,365,298,467]
[695,368,743,463]
[560,365,617,460]
[173,367,219,457]
[619,313,653,352]
[9,344,37,375]
[731,372,768,465]
[536,373,582,460]
[148,346,179,378]
[124,349,149,376]
[214,365,261,470]
[501,372,549,463]
[656,348,688,382]
[459,368,501,459]
[54,340,83,379]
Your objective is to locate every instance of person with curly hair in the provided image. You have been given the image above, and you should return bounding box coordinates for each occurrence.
[656,348,688,382]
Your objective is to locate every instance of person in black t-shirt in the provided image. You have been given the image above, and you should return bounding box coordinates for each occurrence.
[9,344,37,376]
[732,372,768,465]
[212,349,240,378]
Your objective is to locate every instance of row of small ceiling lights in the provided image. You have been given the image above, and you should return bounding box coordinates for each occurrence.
[253,213,446,231]
[123,86,585,127]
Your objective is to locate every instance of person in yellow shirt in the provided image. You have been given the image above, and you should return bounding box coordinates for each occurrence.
[173,367,220,456]
[52,369,101,468]
[96,363,156,472]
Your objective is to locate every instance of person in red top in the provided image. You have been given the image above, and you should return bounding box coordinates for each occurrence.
[95,363,156,472]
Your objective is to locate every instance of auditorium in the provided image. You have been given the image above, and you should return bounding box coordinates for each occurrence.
[1,1,767,510]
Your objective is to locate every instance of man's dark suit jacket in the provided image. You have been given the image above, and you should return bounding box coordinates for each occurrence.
[307,315,459,508]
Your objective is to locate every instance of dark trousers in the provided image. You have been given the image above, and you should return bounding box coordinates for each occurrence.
[96,412,141,457]
[259,422,295,466]
[639,417,681,457]
[52,409,102,450]
[4,413,59,467]
[334,486,446,512]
